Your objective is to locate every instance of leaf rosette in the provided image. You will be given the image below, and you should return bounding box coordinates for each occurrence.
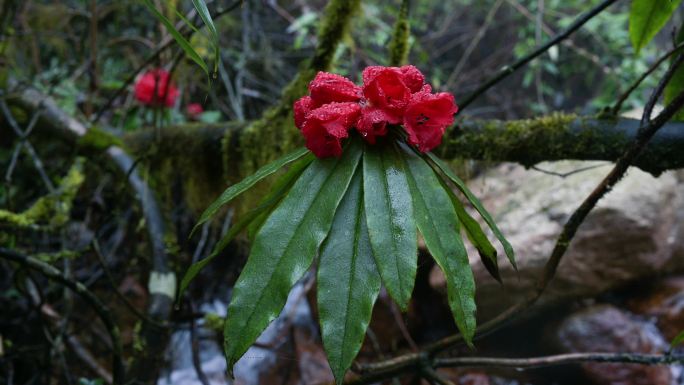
[182,66,516,384]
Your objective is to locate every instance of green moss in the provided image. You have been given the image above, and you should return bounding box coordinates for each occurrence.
[203,313,224,334]
[388,0,411,66]
[124,123,238,215]
[78,126,124,151]
[0,157,85,229]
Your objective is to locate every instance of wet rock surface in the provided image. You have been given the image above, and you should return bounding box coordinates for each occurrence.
[431,162,684,320]
[553,304,673,385]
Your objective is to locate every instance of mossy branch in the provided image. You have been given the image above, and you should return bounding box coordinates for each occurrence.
[388,0,411,66]
[0,157,85,228]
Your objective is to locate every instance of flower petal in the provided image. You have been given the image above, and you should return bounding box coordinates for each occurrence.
[356,107,390,144]
[399,65,425,93]
[403,86,458,153]
[302,102,361,158]
[293,96,314,130]
[309,72,361,107]
[362,68,410,123]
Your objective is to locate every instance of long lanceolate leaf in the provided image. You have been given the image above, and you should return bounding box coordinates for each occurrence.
[363,144,417,310]
[451,194,501,283]
[141,0,209,76]
[402,149,477,346]
[223,141,363,371]
[427,152,516,270]
[178,153,314,299]
[190,0,220,74]
[318,170,381,384]
[192,147,309,235]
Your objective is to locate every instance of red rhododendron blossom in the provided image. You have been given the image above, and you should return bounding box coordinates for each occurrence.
[362,65,425,93]
[309,72,361,107]
[294,96,314,130]
[403,85,458,153]
[186,103,204,120]
[356,107,391,144]
[294,66,454,158]
[362,67,411,124]
[134,69,179,107]
[302,102,361,158]
[399,65,425,93]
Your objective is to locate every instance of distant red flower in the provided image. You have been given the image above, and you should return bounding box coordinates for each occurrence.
[134,69,179,107]
[186,103,204,119]
[403,85,458,153]
[301,102,360,158]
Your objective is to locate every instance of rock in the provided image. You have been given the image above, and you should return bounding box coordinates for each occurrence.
[430,161,683,320]
[628,276,684,341]
[553,305,672,385]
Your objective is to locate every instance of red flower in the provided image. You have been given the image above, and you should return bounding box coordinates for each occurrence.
[362,67,411,124]
[399,65,425,93]
[186,103,204,120]
[294,96,314,130]
[309,72,361,107]
[362,65,425,93]
[356,107,390,144]
[301,102,361,158]
[403,85,458,153]
[134,69,179,107]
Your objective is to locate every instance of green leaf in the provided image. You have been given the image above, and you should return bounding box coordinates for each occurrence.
[190,0,218,45]
[671,329,684,349]
[192,147,309,236]
[427,152,516,270]
[402,148,476,346]
[224,140,363,371]
[629,0,683,54]
[190,0,220,74]
[451,194,501,283]
[246,153,315,240]
[665,26,684,120]
[317,169,381,384]
[178,153,314,300]
[142,0,209,75]
[363,143,417,310]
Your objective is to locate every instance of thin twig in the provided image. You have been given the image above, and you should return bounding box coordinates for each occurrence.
[0,99,54,192]
[457,0,620,111]
[445,0,504,89]
[530,163,609,178]
[435,353,684,369]
[0,247,125,385]
[612,42,684,115]
[190,302,211,385]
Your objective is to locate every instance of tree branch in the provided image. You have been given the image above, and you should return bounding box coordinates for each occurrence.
[434,353,684,369]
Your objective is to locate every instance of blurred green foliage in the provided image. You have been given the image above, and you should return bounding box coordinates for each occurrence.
[1,0,681,125]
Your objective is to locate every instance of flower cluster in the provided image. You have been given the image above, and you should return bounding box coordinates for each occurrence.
[294,66,458,158]
[134,69,179,107]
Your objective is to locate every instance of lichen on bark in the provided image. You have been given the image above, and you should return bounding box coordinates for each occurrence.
[0,157,86,228]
